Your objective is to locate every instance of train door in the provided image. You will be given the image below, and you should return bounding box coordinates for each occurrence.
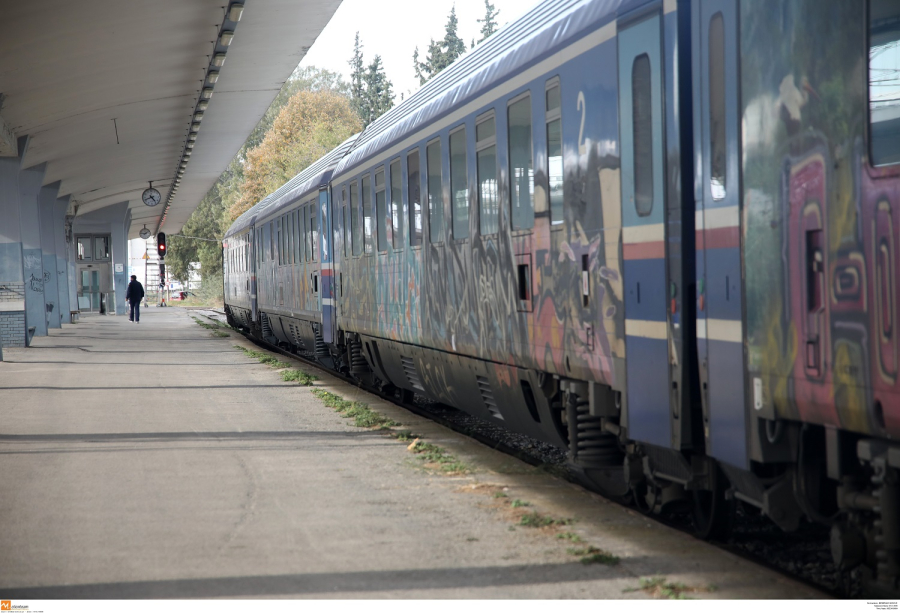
[250,226,258,322]
[618,10,671,448]
[694,0,747,468]
[319,187,336,344]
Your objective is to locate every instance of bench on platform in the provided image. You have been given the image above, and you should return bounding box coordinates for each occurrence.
[70,310,79,322]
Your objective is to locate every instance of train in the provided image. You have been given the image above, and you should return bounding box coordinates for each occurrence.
[223,0,900,595]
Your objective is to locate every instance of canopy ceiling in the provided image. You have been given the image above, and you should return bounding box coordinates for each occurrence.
[0,0,341,238]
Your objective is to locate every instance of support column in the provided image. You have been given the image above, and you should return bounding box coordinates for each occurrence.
[18,148,48,341]
[0,139,26,348]
[66,213,77,316]
[54,196,72,324]
[39,182,61,328]
[111,207,131,316]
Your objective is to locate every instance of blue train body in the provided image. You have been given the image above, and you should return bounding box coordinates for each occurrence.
[223,0,900,594]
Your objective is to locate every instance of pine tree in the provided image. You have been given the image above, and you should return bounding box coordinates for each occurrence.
[477,0,500,43]
[348,32,366,120]
[412,6,468,85]
[363,55,394,126]
[442,6,466,62]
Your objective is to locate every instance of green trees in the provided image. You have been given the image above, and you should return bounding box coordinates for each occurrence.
[348,32,396,127]
[413,6,467,85]
[166,67,359,289]
[228,89,361,220]
[478,1,500,43]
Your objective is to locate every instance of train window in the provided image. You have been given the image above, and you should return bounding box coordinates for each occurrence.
[275,218,281,265]
[408,150,422,246]
[375,168,387,252]
[285,214,291,264]
[709,13,726,198]
[293,209,300,264]
[390,159,402,249]
[263,223,271,262]
[283,215,289,265]
[427,139,443,243]
[632,54,654,216]
[292,210,299,264]
[477,113,498,235]
[342,186,349,258]
[870,0,900,166]
[310,201,318,261]
[299,205,306,262]
[362,175,373,254]
[508,93,534,231]
[286,214,290,264]
[450,126,469,239]
[350,181,361,256]
[546,80,563,226]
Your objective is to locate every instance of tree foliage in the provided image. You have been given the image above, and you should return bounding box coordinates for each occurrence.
[362,55,394,126]
[477,1,500,43]
[165,188,226,284]
[414,6,467,85]
[229,89,361,220]
[348,33,395,127]
[167,66,356,286]
[348,32,367,120]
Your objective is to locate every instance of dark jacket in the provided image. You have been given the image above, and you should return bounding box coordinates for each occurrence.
[126,280,144,303]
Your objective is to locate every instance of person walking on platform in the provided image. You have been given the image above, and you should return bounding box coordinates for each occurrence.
[126,275,144,323]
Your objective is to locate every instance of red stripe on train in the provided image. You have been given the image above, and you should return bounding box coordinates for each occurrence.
[623,241,665,260]
[695,226,740,251]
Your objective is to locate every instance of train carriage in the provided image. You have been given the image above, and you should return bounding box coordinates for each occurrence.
[223,0,900,595]
[224,135,358,361]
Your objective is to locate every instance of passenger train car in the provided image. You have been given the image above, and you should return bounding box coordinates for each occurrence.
[224,0,900,595]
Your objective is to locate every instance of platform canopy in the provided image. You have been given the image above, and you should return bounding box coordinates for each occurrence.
[0,0,341,238]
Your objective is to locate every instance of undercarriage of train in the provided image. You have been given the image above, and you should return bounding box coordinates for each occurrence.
[226,305,899,597]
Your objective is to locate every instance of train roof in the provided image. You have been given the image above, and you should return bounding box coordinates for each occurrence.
[333,0,636,179]
[224,132,360,238]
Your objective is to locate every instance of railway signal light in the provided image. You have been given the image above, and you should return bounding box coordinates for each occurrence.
[157,232,167,258]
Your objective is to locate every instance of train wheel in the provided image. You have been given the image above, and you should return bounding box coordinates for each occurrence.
[691,467,734,540]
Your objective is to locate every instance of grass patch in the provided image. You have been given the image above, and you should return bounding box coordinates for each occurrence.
[518,511,573,528]
[492,491,508,499]
[192,317,218,330]
[510,499,531,508]
[557,531,583,543]
[623,577,714,599]
[406,439,470,474]
[393,430,419,442]
[311,391,466,471]
[233,345,291,369]
[311,389,398,429]
[568,546,619,566]
[192,317,229,337]
[281,369,318,386]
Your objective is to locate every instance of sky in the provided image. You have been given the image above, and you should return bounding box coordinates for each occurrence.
[299,0,539,100]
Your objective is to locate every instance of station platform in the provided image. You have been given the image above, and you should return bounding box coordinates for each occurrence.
[0,308,826,599]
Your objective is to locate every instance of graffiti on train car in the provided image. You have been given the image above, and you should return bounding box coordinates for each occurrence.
[742,0,900,439]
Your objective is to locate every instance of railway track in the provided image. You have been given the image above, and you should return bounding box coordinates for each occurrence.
[190,306,850,598]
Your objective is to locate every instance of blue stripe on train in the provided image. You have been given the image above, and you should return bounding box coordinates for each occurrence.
[704,247,742,322]
[623,258,668,323]
[626,335,671,448]
[706,338,747,469]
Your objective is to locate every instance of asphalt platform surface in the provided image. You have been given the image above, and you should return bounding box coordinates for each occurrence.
[0,307,826,599]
